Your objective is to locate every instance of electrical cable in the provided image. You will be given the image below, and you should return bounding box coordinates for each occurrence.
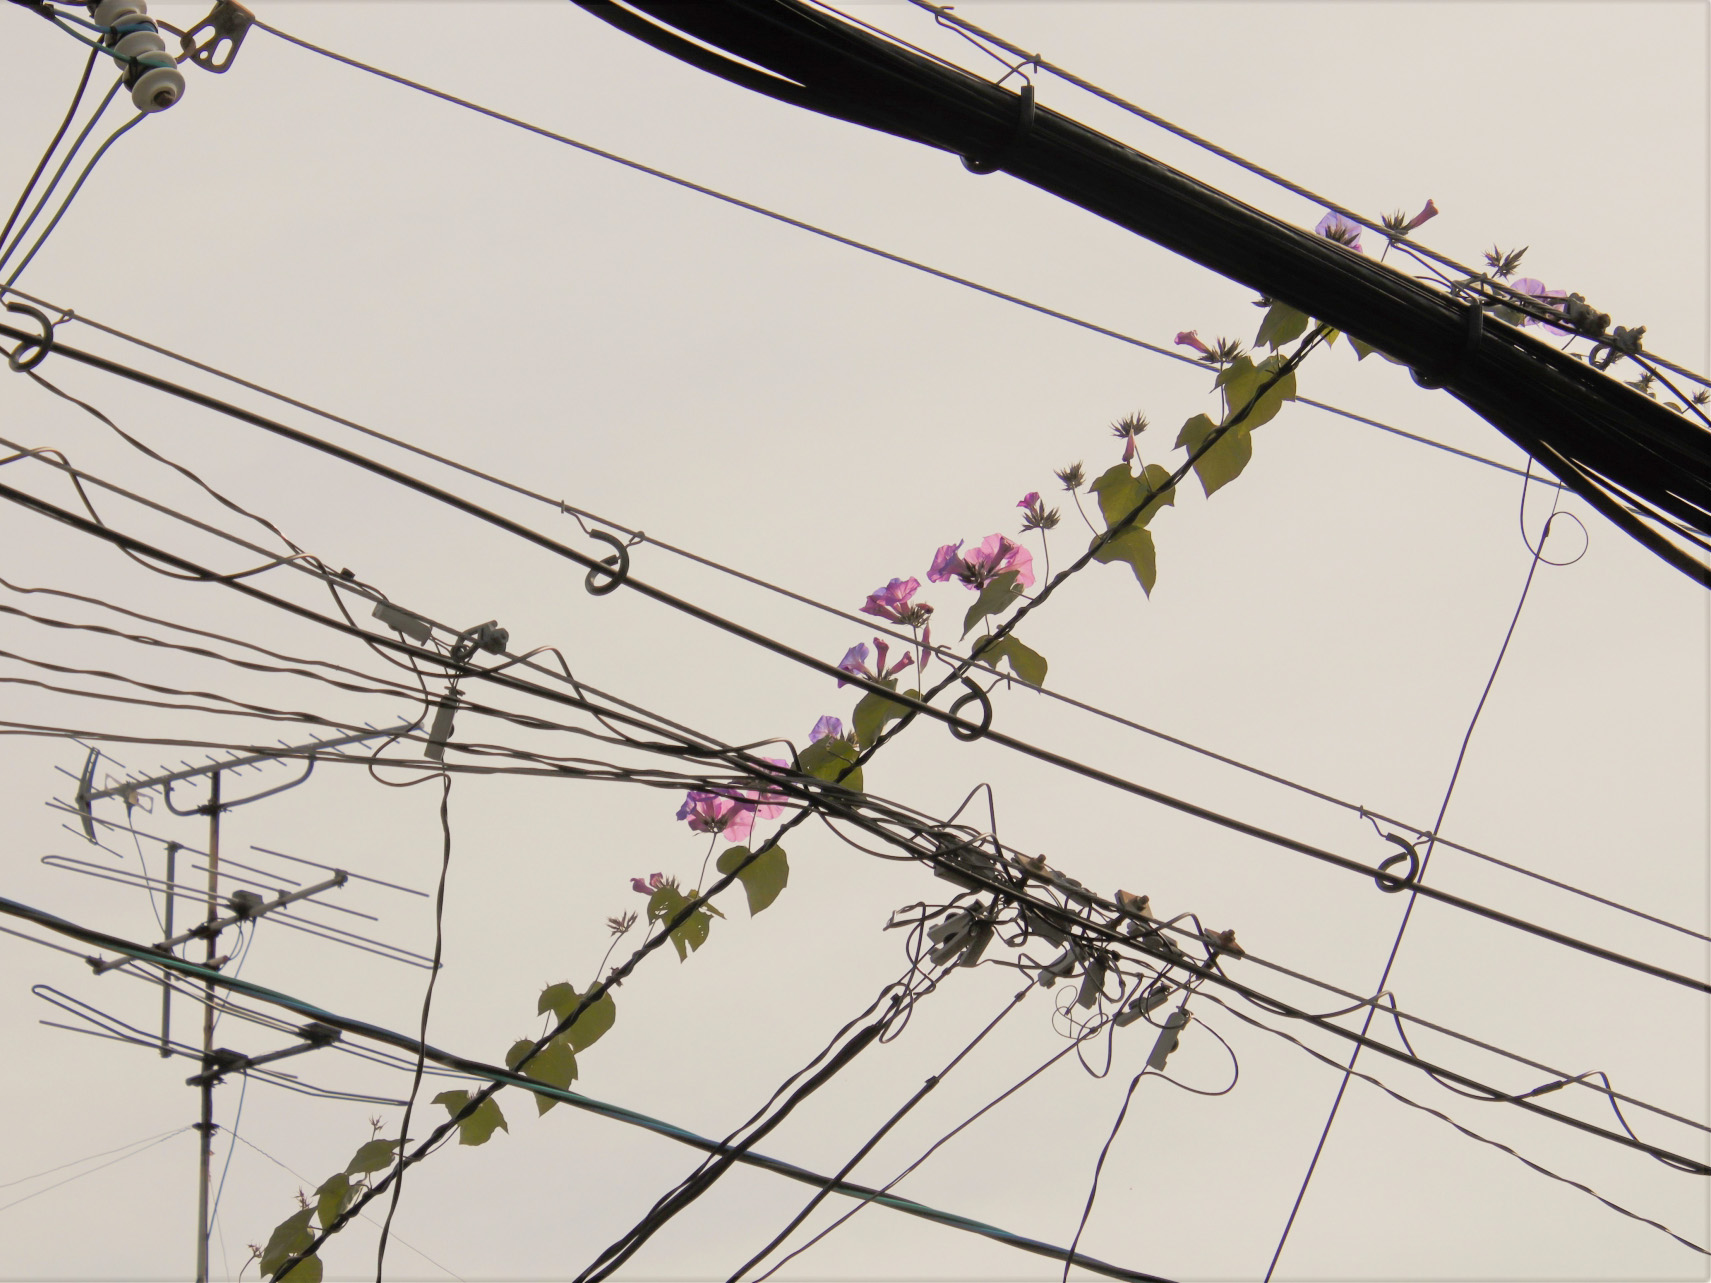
[577,0,1711,584]
[0,1126,189,1215]
[375,772,452,1282]
[5,321,1698,951]
[0,45,98,258]
[727,982,1031,1281]
[1264,520,1558,1279]
[4,475,1704,1001]
[206,1069,247,1230]
[0,74,120,276]
[1,109,143,291]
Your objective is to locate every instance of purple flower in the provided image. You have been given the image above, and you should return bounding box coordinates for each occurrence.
[1510,277,1569,332]
[1016,491,1040,510]
[675,791,756,843]
[739,757,789,821]
[810,715,845,743]
[1174,330,1211,356]
[926,534,1035,591]
[1314,212,1364,252]
[631,872,666,895]
[860,577,930,626]
[837,637,915,687]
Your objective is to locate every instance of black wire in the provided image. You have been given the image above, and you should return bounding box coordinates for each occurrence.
[1264,519,1557,1280]
[7,318,1697,951]
[728,982,1030,1281]
[375,772,452,1281]
[1062,1068,1152,1282]
[0,46,97,259]
[0,74,120,275]
[4,474,1705,1001]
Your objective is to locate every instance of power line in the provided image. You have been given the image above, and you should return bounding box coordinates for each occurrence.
[4,321,1699,951]
[1265,505,1560,1279]
[0,895,1166,1282]
[3,470,1706,998]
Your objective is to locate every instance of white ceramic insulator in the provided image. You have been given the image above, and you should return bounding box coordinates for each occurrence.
[93,0,147,28]
[114,29,166,65]
[130,55,184,112]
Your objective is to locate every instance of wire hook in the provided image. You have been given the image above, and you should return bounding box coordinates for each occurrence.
[583,530,630,596]
[5,302,53,372]
[1374,833,1420,893]
[946,679,992,741]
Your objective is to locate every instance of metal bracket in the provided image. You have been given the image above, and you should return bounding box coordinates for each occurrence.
[179,0,253,74]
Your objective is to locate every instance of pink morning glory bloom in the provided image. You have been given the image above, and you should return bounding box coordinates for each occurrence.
[1314,211,1364,252]
[675,791,756,843]
[860,577,925,625]
[837,637,914,688]
[1174,330,1211,356]
[926,534,1035,591]
[631,872,666,895]
[1017,491,1040,510]
[810,715,845,743]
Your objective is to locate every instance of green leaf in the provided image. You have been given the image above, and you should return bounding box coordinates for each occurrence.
[506,1035,578,1115]
[852,683,914,750]
[1175,411,1252,498]
[798,735,863,792]
[1091,526,1157,595]
[314,1172,350,1231]
[646,885,711,961]
[716,843,790,916]
[1254,300,1309,350]
[261,1208,314,1278]
[960,569,1023,638]
[536,983,616,1052]
[1215,354,1297,430]
[344,1138,399,1177]
[1088,463,1174,532]
[972,633,1047,687]
[431,1089,508,1146]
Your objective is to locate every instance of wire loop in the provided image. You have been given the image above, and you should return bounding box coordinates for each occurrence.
[1374,833,1420,893]
[946,679,992,741]
[583,530,630,596]
[5,302,54,372]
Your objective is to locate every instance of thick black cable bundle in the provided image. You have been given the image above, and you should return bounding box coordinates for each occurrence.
[576,0,1711,586]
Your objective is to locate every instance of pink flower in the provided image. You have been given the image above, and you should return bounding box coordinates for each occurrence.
[631,872,666,895]
[810,715,845,743]
[1401,198,1438,233]
[1016,491,1040,510]
[926,534,1035,591]
[675,791,756,843]
[860,577,930,626]
[1314,211,1364,252]
[1174,330,1211,356]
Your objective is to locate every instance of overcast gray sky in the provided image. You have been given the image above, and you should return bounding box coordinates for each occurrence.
[0,3,1705,1281]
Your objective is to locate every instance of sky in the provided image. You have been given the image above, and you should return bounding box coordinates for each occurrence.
[0,2,1706,1281]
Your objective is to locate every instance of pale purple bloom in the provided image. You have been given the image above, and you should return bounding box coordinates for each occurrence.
[1314,212,1364,252]
[739,757,789,821]
[810,715,845,743]
[837,637,914,688]
[860,577,928,625]
[1174,330,1211,356]
[926,533,1035,591]
[1510,277,1569,332]
[1017,491,1040,510]
[631,872,666,895]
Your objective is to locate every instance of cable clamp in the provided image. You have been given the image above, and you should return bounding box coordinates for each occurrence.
[179,0,253,74]
[1374,833,1420,893]
[1411,296,1482,390]
[1588,324,1646,372]
[962,82,1035,175]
